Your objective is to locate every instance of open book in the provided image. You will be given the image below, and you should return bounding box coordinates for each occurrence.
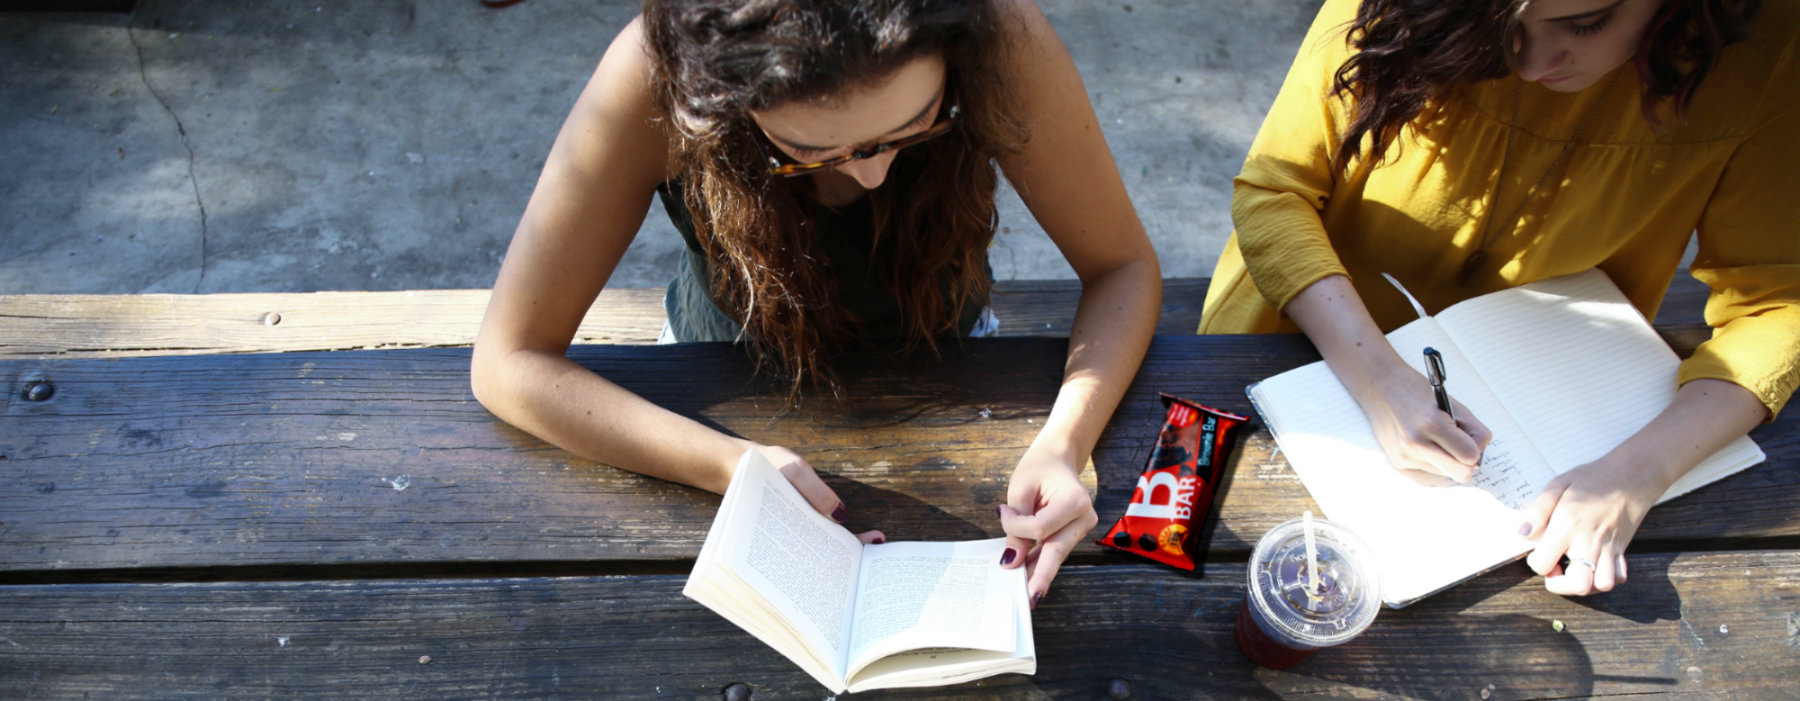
[683,449,1035,694]
[1247,269,1765,608]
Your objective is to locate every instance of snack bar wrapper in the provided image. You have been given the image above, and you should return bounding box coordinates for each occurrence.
[1097,393,1249,571]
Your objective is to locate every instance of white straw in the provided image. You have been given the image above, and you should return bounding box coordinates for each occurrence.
[1303,509,1320,596]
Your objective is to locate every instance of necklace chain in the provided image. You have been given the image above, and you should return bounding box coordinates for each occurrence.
[1459,71,1623,286]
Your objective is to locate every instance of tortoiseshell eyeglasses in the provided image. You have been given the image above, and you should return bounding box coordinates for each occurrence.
[765,104,961,177]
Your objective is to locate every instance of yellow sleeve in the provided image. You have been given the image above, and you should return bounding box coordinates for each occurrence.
[1230,0,1358,314]
[1679,57,1800,418]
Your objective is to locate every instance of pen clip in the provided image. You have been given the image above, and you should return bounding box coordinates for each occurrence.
[1423,347,1447,387]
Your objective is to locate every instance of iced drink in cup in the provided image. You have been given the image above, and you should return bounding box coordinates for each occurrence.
[1235,515,1381,668]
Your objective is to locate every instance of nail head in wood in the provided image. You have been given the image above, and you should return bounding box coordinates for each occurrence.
[1108,678,1133,700]
[722,682,752,701]
[23,380,54,402]
[263,311,283,326]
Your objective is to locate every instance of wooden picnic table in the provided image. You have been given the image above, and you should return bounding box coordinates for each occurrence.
[2,278,1795,699]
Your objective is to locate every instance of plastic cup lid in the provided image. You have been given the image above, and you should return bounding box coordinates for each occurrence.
[1245,516,1382,647]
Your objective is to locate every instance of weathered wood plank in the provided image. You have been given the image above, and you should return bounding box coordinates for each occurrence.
[1,552,1793,699]
[0,280,1210,359]
[0,288,668,357]
[0,275,1711,358]
[3,337,1793,575]
[990,278,1211,337]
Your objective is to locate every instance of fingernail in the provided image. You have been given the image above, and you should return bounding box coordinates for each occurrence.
[1517,522,1533,537]
[831,504,849,523]
[999,548,1017,566]
[996,504,1005,518]
[1030,592,1043,610]
[871,536,885,545]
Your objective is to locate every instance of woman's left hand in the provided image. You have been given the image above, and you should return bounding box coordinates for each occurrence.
[1519,379,1766,597]
[1519,452,1666,596]
[997,448,1098,610]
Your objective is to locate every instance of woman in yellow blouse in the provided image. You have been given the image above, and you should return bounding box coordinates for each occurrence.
[1204,0,1797,596]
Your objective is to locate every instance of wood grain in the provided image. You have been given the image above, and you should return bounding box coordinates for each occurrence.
[0,276,1709,358]
[0,280,1210,359]
[3,336,1792,576]
[0,552,1792,699]
[0,288,669,357]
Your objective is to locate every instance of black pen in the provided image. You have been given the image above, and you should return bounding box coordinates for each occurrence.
[1424,347,1482,467]
[1423,347,1454,422]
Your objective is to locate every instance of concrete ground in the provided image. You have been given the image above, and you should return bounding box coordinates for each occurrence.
[0,0,1321,295]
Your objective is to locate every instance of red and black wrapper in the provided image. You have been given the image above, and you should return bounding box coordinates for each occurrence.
[1097,393,1249,571]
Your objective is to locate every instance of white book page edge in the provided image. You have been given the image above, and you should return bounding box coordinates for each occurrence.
[685,450,849,691]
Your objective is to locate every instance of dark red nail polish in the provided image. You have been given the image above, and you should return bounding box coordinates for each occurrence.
[1031,592,1043,609]
[871,536,885,544]
[831,504,849,523]
[999,547,1017,566]
[996,504,1005,518]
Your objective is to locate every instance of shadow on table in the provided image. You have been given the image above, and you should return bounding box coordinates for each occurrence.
[997,593,1612,699]
[1055,554,1686,698]
[1427,553,1685,625]
[1295,612,1602,699]
[1562,553,1684,624]
[826,477,995,542]
[1274,556,1686,698]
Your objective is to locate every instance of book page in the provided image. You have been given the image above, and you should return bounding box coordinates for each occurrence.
[1248,317,1554,606]
[1437,269,1764,492]
[711,451,866,677]
[845,563,1035,693]
[844,539,1024,680]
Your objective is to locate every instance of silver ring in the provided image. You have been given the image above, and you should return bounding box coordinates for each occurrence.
[1567,556,1596,571]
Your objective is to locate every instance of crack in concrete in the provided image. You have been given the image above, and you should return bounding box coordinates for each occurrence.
[126,13,210,294]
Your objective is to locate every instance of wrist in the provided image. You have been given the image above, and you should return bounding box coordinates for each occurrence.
[711,438,760,493]
[1020,437,1082,477]
[1334,349,1412,411]
[1606,437,1688,499]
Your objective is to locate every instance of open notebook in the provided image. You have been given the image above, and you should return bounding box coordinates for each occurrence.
[1247,269,1765,607]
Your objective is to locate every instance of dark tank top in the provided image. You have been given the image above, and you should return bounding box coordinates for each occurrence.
[655,177,989,342]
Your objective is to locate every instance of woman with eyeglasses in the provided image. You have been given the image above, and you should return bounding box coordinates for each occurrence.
[471,0,1160,607]
[1202,0,1796,596]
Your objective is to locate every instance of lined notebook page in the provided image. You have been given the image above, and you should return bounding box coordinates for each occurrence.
[1437,269,1763,496]
[1249,318,1549,606]
[1386,322,1557,510]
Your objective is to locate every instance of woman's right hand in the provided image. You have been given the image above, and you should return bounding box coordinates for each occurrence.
[1283,275,1492,482]
[751,445,886,545]
[1352,357,1493,483]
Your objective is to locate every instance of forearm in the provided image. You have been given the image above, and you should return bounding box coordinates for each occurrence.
[1611,378,1766,494]
[1029,260,1161,466]
[471,347,752,493]
[1283,274,1408,402]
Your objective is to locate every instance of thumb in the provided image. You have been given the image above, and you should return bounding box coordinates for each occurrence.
[1451,400,1494,457]
[1429,414,1484,469]
[763,448,849,524]
[996,503,1029,570]
[1520,475,1567,541]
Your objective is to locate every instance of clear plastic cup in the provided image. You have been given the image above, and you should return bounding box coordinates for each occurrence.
[1235,516,1382,668]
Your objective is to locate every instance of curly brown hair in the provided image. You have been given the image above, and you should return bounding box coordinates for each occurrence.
[1330,0,1762,174]
[641,0,1026,399]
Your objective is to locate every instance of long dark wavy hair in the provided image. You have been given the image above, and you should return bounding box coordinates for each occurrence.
[1330,0,1762,174]
[642,0,1025,399]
